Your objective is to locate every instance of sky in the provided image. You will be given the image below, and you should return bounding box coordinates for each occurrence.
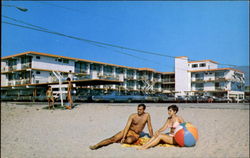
[2,1,249,72]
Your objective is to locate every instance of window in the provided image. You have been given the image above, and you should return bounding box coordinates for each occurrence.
[215,82,220,87]
[192,64,198,68]
[36,56,40,59]
[36,71,40,74]
[199,63,206,67]
[58,59,62,62]
[63,59,69,64]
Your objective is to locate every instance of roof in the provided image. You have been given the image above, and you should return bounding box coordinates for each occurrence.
[175,56,188,58]
[138,68,156,72]
[188,60,218,64]
[1,51,170,74]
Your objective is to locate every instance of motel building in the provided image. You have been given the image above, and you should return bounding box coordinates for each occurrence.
[1,51,245,102]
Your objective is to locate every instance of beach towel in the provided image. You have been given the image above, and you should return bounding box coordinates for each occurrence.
[121,136,177,148]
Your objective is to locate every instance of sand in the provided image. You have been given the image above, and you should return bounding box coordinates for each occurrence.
[1,102,249,158]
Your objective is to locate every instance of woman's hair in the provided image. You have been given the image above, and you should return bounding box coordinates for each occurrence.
[168,104,179,113]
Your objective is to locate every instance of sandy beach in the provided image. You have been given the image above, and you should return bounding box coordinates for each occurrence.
[1,102,249,158]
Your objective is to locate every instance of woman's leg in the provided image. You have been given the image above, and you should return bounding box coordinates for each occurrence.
[137,135,158,149]
[138,134,174,150]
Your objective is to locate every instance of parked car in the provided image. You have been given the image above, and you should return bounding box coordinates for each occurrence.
[213,97,232,103]
[144,94,159,102]
[156,94,176,102]
[185,96,198,103]
[241,98,250,103]
[1,95,17,101]
[92,92,147,103]
[176,96,186,103]
[196,96,210,103]
[75,95,89,102]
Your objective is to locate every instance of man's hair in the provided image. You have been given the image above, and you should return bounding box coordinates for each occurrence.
[168,104,179,113]
[138,103,146,110]
[66,77,71,81]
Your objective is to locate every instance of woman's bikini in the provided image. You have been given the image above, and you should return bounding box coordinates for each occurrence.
[168,120,180,137]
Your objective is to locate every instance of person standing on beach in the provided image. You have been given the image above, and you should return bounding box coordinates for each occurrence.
[68,70,74,81]
[137,104,184,150]
[89,103,153,150]
[46,86,54,110]
[66,77,73,109]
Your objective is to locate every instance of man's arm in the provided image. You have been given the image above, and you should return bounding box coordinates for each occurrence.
[121,114,133,143]
[147,114,154,137]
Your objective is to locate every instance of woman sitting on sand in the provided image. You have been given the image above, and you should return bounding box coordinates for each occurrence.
[137,104,184,150]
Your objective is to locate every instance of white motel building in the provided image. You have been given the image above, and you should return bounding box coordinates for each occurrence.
[1,51,245,101]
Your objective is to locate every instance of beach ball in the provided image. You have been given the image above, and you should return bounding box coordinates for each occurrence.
[174,122,198,147]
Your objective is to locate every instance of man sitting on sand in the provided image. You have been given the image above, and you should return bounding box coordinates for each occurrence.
[89,103,153,150]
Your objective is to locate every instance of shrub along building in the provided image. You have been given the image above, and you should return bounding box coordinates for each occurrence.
[1,51,245,102]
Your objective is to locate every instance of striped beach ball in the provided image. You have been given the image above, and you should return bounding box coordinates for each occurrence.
[174,122,198,147]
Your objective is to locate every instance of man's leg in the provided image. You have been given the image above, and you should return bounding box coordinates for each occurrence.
[51,98,55,109]
[89,131,123,150]
[124,136,138,144]
[47,99,51,109]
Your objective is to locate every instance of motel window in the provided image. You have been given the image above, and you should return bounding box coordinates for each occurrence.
[215,82,220,87]
[58,59,62,62]
[199,63,206,67]
[63,59,69,64]
[36,56,40,59]
[36,71,41,74]
[192,64,198,68]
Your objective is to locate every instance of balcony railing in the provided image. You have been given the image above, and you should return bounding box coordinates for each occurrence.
[215,87,226,91]
[192,78,204,82]
[138,76,148,80]
[2,66,17,72]
[21,63,31,69]
[126,75,134,80]
[153,78,162,82]
[215,76,226,80]
[8,79,31,86]
[127,86,135,90]
[162,79,175,82]
[194,87,204,91]
[162,88,175,91]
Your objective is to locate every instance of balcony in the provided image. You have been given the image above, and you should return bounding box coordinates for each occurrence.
[21,62,31,69]
[193,87,204,91]
[192,78,204,82]
[153,78,162,82]
[162,79,175,83]
[138,76,148,80]
[127,86,135,90]
[215,87,226,91]
[8,79,31,86]
[2,66,17,72]
[215,76,226,81]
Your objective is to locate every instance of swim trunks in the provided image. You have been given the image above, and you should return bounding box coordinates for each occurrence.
[127,130,140,139]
